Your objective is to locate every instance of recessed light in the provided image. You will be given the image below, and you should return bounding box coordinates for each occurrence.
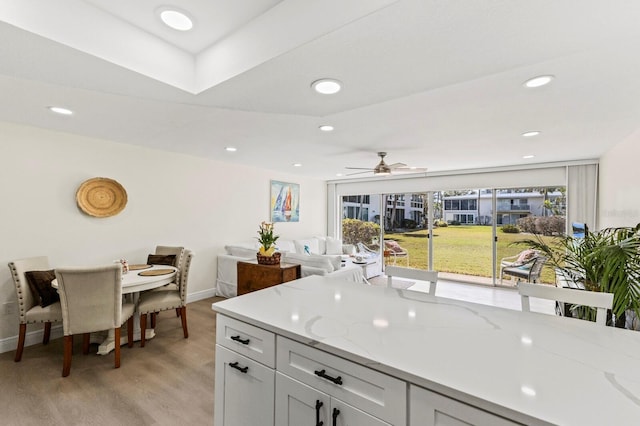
[319,125,334,132]
[336,173,344,177]
[524,75,554,88]
[521,386,536,397]
[292,163,302,167]
[225,147,237,152]
[311,79,342,94]
[159,9,194,31]
[48,106,73,115]
[522,131,540,137]
[523,155,535,159]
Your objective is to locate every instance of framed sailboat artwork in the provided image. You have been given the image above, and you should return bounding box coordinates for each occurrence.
[270,180,300,222]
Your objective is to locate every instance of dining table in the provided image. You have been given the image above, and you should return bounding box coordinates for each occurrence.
[53,264,177,355]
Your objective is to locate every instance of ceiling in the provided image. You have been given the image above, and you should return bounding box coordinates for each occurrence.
[2,0,640,181]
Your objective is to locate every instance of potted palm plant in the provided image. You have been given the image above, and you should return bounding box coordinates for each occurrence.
[517,224,640,327]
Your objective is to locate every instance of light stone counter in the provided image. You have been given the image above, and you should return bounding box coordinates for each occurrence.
[212,275,640,425]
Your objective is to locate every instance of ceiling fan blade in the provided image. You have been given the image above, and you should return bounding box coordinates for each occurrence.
[345,167,374,170]
[393,167,428,173]
[388,162,407,169]
[345,170,372,176]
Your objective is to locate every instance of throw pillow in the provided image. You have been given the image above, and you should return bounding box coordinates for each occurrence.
[325,237,343,255]
[293,239,320,255]
[385,240,404,253]
[147,254,177,266]
[24,270,59,308]
[314,236,327,255]
[515,249,536,265]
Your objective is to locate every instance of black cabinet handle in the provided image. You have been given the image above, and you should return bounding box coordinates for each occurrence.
[315,400,324,426]
[230,335,250,345]
[332,408,340,426]
[229,361,248,373]
[314,369,343,385]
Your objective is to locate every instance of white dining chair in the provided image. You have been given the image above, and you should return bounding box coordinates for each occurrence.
[138,250,194,347]
[386,266,438,295]
[8,256,63,362]
[518,282,613,326]
[55,264,135,377]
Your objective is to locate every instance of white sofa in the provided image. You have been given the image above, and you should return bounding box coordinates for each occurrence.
[216,237,369,298]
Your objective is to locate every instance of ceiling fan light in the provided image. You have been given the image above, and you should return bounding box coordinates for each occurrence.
[374,165,391,175]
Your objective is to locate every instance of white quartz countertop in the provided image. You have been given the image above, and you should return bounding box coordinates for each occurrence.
[211,275,640,425]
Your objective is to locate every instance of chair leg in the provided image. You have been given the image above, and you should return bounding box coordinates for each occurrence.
[62,335,73,377]
[151,312,156,329]
[14,323,27,362]
[140,313,147,347]
[43,322,52,344]
[127,317,134,348]
[114,327,121,369]
[176,308,181,317]
[82,333,90,355]
[180,306,189,338]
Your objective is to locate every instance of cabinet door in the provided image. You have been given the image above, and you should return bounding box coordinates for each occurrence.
[276,372,329,426]
[214,345,275,426]
[409,385,521,426]
[331,399,392,426]
[276,373,392,426]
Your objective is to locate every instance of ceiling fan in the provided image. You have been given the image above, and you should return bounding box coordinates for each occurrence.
[345,152,427,176]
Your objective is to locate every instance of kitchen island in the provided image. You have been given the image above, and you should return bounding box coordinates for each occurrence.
[212,275,640,425]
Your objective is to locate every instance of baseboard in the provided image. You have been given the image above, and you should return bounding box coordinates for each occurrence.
[186,288,217,303]
[0,324,64,354]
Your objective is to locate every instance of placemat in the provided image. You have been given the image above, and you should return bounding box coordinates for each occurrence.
[138,269,174,276]
[129,264,152,271]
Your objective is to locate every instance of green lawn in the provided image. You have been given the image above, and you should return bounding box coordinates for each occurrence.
[384,226,556,284]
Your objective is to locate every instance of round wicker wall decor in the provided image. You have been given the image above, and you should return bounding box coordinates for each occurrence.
[76,177,127,218]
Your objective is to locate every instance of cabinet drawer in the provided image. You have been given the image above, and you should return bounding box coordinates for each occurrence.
[214,345,274,426]
[216,314,275,367]
[277,336,406,425]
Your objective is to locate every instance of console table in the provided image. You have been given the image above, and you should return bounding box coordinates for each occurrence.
[237,261,301,295]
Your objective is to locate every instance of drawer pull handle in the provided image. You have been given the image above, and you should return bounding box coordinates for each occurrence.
[315,400,324,426]
[332,408,340,426]
[229,361,248,373]
[230,335,250,345]
[314,369,343,385]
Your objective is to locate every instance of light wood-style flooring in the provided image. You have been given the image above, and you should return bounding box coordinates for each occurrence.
[0,297,224,426]
[1,280,554,426]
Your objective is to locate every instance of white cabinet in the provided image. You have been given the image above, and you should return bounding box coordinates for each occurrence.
[214,316,276,426]
[409,385,521,426]
[275,336,404,425]
[276,372,390,426]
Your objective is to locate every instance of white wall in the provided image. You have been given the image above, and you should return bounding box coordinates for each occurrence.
[0,121,326,345]
[599,128,640,228]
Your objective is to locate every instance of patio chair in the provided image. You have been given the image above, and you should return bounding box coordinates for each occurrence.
[383,240,409,266]
[501,254,547,284]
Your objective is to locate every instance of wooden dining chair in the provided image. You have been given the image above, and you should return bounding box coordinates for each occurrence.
[386,266,438,295]
[139,250,194,347]
[8,256,63,362]
[55,264,135,377]
[518,282,613,326]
